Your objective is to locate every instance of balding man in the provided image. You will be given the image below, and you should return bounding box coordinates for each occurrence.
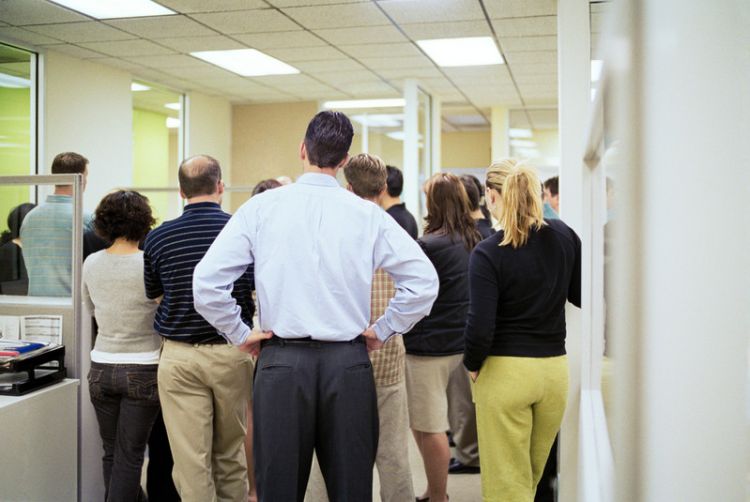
[143,155,256,502]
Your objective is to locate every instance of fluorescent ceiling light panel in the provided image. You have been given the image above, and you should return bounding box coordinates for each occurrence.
[351,114,403,128]
[131,82,151,92]
[417,37,503,67]
[510,139,537,148]
[591,59,603,82]
[191,49,299,77]
[164,102,180,111]
[323,99,405,110]
[49,0,174,19]
[509,128,533,138]
[166,117,180,129]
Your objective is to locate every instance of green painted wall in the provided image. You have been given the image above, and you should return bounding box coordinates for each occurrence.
[0,87,31,235]
[132,108,171,224]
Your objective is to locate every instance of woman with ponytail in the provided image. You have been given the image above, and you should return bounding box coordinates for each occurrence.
[464,160,581,502]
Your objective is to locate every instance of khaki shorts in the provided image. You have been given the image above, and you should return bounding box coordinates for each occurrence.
[405,353,463,433]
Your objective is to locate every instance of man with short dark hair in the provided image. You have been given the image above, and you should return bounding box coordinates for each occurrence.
[381,165,419,239]
[543,175,560,219]
[194,111,439,501]
[144,155,255,502]
[21,152,91,296]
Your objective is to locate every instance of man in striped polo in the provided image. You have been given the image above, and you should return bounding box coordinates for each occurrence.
[143,155,255,502]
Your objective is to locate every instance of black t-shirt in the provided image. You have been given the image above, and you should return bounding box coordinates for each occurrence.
[463,219,581,371]
[386,203,418,240]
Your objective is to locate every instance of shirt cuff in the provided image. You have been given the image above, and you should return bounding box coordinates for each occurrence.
[372,316,394,342]
[463,353,487,372]
[223,323,251,346]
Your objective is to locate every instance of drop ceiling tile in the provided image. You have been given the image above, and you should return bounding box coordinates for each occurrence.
[80,39,177,57]
[0,0,88,26]
[315,25,407,45]
[342,81,398,96]
[421,77,457,92]
[0,26,61,45]
[505,50,557,65]
[94,57,148,72]
[123,54,209,69]
[161,64,236,79]
[400,20,491,40]
[25,21,137,43]
[251,73,321,87]
[234,30,327,49]
[295,58,365,72]
[269,0,369,6]
[131,67,181,83]
[264,45,347,62]
[377,0,485,24]
[359,55,434,70]
[106,15,217,39]
[283,3,390,29]
[433,89,466,102]
[338,42,420,59]
[509,62,557,75]
[376,66,443,79]
[157,0,267,12]
[591,2,613,14]
[43,43,109,59]
[513,74,556,85]
[491,16,557,37]
[484,0,557,19]
[500,35,557,51]
[312,69,382,85]
[156,35,245,52]
[192,9,299,34]
[522,96,557,106]
[443,65,512,83]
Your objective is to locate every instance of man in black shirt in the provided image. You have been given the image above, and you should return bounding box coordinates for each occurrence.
[381,165,419,239]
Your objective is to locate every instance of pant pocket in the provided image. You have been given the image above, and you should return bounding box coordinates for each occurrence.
[88,367,104,400]
[126,369,159,403]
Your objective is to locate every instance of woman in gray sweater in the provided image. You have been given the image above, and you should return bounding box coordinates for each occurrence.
[82,190,159,502]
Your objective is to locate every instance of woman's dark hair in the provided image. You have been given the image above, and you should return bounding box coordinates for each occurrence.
[93,190,155,244]
[459,175,481,211]
[252,178,282,196]
[304,111,354,168]
[1,203,36,244]
[424,173,481,251]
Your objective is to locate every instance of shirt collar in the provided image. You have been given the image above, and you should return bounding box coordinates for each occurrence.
[46,194,72,203]
[296,172,340,188]
[184,201,221,212]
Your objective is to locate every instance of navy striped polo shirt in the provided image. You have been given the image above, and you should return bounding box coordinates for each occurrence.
[143,202,254,343]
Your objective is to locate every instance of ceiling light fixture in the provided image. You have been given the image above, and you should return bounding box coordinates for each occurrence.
[166,117,180,129]
[591,59,603,82]
[49,0,174,19]
[164,102,180,111]
[417,37,503,67]
[131,82,151,92]
[509,128,533,139]
[191,49,299,77]
[323,99,405,110]
[350,114,403,128]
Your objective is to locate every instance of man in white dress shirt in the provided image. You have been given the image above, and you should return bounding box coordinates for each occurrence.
[193,111,439,502]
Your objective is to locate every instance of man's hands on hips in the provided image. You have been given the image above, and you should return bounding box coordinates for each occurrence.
[362,325,384,352]
[238,330,274,357]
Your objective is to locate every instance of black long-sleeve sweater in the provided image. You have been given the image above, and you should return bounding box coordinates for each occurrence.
[463,218,581,371]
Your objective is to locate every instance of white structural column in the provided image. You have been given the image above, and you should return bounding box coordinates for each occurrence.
[490,105,509,162]
[431,96,441,175]
[624,1,750,501]
[556,1,590,501]
[402,79,420,217]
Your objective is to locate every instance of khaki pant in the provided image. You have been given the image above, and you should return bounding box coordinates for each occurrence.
[474,356,568,502]
[305,379,415,502]
[158,339,254,502]
[447,364,479,467]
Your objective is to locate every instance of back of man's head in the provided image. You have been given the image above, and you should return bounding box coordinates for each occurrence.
[344,154,387,200]
[385,165,404,198]
[304,111,354,168]
[51,152,88,174]
[543,175,559,196]
[178,155,222,198]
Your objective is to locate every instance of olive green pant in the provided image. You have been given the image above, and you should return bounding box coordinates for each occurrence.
[473,356,568,502]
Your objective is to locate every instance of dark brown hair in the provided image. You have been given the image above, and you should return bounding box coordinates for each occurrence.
[252,178,282,196]
[178,155,222,198]
[93,190,155,243]
[51,152,88,174]
[544,175,559,196]
[424,172,481,250]
[344,153,387,199]
[304,111,353,168]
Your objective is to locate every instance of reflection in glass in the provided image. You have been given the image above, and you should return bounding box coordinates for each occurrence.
[0,202,35,295]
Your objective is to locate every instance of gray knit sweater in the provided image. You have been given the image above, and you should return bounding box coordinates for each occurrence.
[82,250,161,354]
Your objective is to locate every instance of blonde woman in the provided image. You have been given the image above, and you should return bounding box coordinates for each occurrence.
[463,160,581,502]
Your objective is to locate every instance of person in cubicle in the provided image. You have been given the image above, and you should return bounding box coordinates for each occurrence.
[0,203,36,295]
[20,152,92,296]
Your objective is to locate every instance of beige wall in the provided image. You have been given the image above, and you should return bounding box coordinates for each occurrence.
[187,92,231,178]
[441,131,491,169]
[231,101,317,188]
[43,50,133,212]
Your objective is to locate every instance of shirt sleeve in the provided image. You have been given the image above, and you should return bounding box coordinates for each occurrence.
[142,241,163,300]
[371,214,439,342]
[193,206,256,345]
[568,228,582,308]
[463,247,499,372]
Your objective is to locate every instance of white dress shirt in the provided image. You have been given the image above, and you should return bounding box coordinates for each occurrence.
[193,172,439,345]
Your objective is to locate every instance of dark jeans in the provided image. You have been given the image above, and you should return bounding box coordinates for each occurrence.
[253,337,378,502]
[88,362,160,502]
